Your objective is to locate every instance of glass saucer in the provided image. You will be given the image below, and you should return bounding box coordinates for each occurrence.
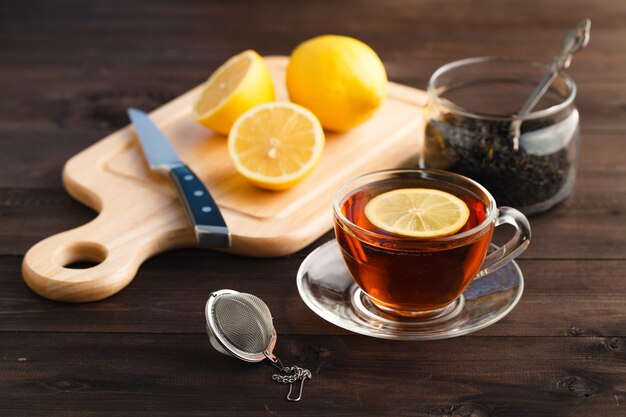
[296,239,524,340]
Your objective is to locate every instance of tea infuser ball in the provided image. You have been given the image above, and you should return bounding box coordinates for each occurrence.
[205,289,312,401]
[205,289,276,361]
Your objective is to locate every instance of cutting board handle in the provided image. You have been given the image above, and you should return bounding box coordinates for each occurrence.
[22,208,146,302]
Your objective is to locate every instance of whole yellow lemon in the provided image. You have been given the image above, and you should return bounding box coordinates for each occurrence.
[286,35,387,132]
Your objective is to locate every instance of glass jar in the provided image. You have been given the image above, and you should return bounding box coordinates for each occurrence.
[420,56,580,214]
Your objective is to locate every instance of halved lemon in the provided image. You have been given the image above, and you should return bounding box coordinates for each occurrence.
[364,188,470,238]
[193,50,274,135]
[228,102,325,190]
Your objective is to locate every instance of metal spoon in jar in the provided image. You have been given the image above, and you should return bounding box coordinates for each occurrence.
[510,18,591,150]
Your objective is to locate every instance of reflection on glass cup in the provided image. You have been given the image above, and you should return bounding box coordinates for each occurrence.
[333,169,531,318]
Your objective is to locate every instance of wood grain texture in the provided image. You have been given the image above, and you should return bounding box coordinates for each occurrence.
[1,0,626,415]
[1,333,624,417]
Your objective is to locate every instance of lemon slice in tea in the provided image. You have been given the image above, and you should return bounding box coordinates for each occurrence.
[228,102,325,190]
[364,188,470,238]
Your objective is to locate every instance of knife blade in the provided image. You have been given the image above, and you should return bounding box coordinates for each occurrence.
[127,108,231,248]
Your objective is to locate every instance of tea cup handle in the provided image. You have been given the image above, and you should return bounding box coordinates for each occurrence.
[477,207,531,278]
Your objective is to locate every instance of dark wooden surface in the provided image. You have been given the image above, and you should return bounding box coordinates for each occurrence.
[1,1,625,416]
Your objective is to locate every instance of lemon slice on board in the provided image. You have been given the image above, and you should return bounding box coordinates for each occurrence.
[193,50,274,135]
[228,102,325,190]
[364,188,470,238]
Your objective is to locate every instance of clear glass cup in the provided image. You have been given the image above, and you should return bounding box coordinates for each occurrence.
[421,56,580,214]
[333,169,531,318]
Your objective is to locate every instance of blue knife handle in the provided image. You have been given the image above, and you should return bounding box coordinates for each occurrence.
[168,165,231,248]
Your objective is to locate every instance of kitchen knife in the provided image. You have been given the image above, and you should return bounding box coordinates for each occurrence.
[127,108,231,248]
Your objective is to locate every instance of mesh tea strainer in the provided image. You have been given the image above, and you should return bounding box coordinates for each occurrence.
[205,289,312,401]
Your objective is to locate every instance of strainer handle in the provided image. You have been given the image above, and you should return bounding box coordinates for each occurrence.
[264,350,284,370]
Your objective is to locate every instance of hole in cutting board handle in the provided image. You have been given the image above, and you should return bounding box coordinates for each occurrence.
[55,242,108,270]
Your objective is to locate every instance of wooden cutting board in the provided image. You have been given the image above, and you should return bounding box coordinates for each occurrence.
[22,56,427,302]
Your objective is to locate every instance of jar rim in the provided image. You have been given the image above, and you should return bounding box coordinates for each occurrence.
[427,56,577,121]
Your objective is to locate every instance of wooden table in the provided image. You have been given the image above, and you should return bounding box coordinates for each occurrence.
[2,1,625,415]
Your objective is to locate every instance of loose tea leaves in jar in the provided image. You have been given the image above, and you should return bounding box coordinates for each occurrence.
[424,112,578,209]
[422,56,581,214]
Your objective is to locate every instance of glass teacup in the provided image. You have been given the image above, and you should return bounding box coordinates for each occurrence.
[333,169,531,318]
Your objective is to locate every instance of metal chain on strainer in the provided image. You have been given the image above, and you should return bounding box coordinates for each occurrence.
[205,289,312,401]
[272,366,312,385]
[271,365,313,401]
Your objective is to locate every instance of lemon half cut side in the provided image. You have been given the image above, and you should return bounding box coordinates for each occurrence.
[227,102,325,191]
[193,50,275,135]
